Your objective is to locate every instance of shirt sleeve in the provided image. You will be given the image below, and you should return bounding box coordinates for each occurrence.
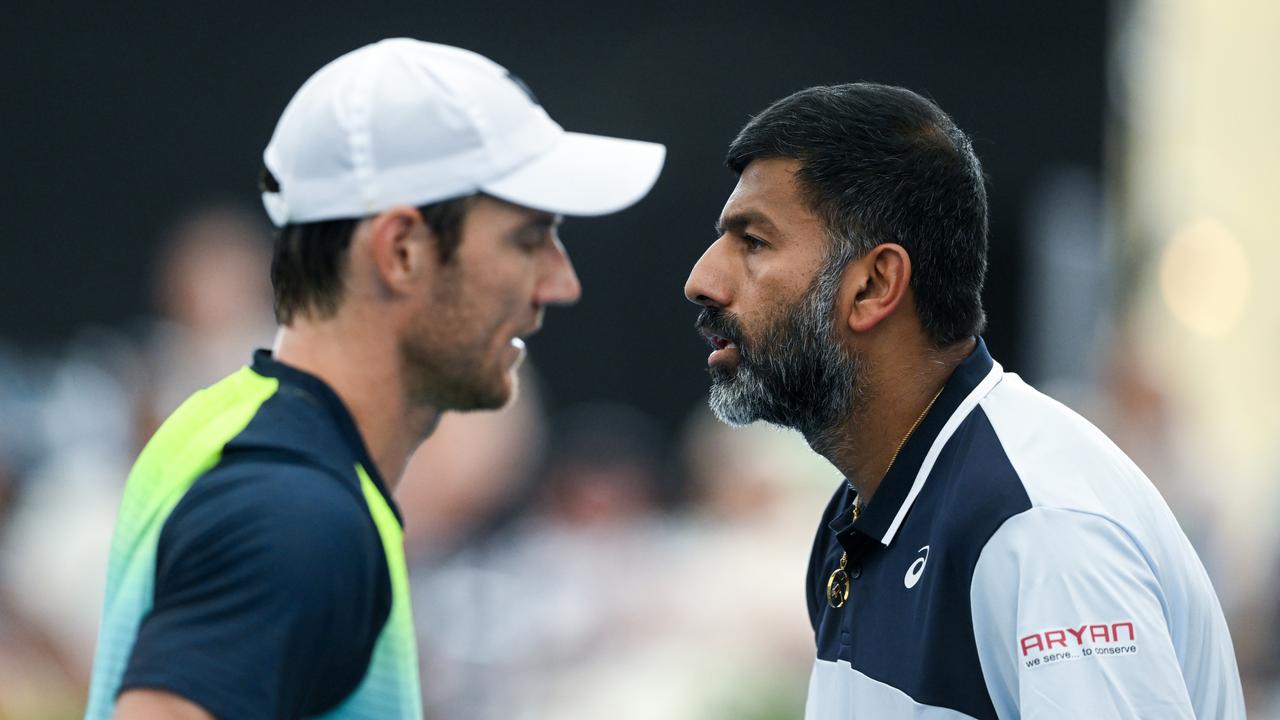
[119,462,390,720]
[969,506,1195,720]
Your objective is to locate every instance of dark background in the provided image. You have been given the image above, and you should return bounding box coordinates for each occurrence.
[2,1,1107,431]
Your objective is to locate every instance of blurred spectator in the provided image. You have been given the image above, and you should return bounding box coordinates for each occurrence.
[539,403,837,720]
[1085,329,1223,575]
[0,204,275,717]
[401,374,850,720]
[139,204,274,432]
[401,365,549,718]
[0,594,84,720]
[398,366,548,561]
[540,402,665,527]
[0,330,140,714]
[406,399,672,719]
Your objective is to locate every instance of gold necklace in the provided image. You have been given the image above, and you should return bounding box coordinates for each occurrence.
[825,386,944,609]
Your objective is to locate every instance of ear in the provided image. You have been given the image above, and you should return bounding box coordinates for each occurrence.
[844,243,912,334]
[365,205,433,296]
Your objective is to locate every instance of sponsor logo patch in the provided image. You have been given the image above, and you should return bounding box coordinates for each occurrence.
[1019,621,1138,669]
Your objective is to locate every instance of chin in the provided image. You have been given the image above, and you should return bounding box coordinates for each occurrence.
[707,379,761,427]
[483,382,515,410]
[461,368,517,412]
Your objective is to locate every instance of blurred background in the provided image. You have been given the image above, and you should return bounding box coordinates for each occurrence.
[2,1,1277,717]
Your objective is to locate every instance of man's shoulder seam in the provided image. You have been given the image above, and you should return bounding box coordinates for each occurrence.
[173,454,378,543]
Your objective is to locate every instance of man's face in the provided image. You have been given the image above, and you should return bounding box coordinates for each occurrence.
[684,157,864,437]
[402,196,580,411]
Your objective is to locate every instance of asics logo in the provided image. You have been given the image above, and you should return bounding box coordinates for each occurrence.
[904,545,930,589]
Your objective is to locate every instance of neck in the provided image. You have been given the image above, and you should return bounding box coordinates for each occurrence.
[271,317,440,489]
[807,336,974,506]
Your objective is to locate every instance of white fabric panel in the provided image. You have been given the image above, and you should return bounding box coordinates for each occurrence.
[974,373,1245,719]
[805,659,980,720]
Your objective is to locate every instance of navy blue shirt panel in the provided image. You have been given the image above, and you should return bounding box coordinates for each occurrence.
[237,350,400,526]
[809,408,1032,719]
[120,356,395,720]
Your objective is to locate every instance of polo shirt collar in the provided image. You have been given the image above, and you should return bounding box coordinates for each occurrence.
[830,337,1003,549]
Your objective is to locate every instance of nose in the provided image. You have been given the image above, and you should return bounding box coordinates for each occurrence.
[684,236,731,308]
[535,237,582,307]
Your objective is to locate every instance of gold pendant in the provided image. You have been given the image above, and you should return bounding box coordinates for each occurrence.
[826,502,860,609]
[826,553,851,608]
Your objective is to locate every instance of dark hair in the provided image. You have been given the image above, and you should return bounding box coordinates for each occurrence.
[267,177,474,325]
[726,83,988,346]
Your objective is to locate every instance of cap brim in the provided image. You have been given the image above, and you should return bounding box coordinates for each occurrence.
[480,132,665,217]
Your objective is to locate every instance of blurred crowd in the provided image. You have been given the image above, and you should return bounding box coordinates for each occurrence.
[0,205,1277,718]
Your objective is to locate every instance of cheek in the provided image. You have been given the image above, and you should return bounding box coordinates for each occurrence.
[741,287,805,344]
[738,250,805,298]
[486,263,538,318]
[471,283,529,353]
[437,255,538,351]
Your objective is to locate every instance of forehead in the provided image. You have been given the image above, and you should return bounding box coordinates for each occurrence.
[719,157,824,242]
[469,194,559,228]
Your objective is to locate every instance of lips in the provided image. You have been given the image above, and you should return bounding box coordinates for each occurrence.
[695,309,745,368]
[508,320,541,360]
[704,332,736,351]
[697,327,741,368]
[514,316,544,346]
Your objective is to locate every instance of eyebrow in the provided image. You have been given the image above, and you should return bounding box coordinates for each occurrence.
[715,210,781,238]
[520,213,561,231]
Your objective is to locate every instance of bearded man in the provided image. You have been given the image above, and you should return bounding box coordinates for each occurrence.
[684,83,1243,719]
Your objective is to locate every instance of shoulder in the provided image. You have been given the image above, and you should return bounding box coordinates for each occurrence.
[916,372,1166,577]
[159,457,384,591]
[976,373,1155,512]
[920,372,1172,560]
[968,506,1163,657]
[127,458,392,719]
[175,456,370,530]
[976,506,1152,579]
[218,377,367,482]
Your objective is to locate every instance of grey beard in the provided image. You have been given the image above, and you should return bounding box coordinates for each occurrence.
[707,257,865,441]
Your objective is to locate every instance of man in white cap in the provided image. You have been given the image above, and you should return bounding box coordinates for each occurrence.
[85,38,664,719]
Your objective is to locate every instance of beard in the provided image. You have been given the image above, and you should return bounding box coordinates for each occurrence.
[399,330,512,412]
[697,256,866,443]
[399,272,514,413]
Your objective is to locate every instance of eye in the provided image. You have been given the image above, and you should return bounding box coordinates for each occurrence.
[514,226,553,251]
[742,234,768,251]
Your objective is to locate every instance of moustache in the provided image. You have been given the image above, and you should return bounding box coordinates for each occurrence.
[695,307,744,346]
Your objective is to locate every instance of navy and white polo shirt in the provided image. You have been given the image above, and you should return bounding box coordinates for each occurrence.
[805,339,1244,719]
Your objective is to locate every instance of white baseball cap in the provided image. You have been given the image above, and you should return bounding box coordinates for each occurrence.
[261,38,666,226]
